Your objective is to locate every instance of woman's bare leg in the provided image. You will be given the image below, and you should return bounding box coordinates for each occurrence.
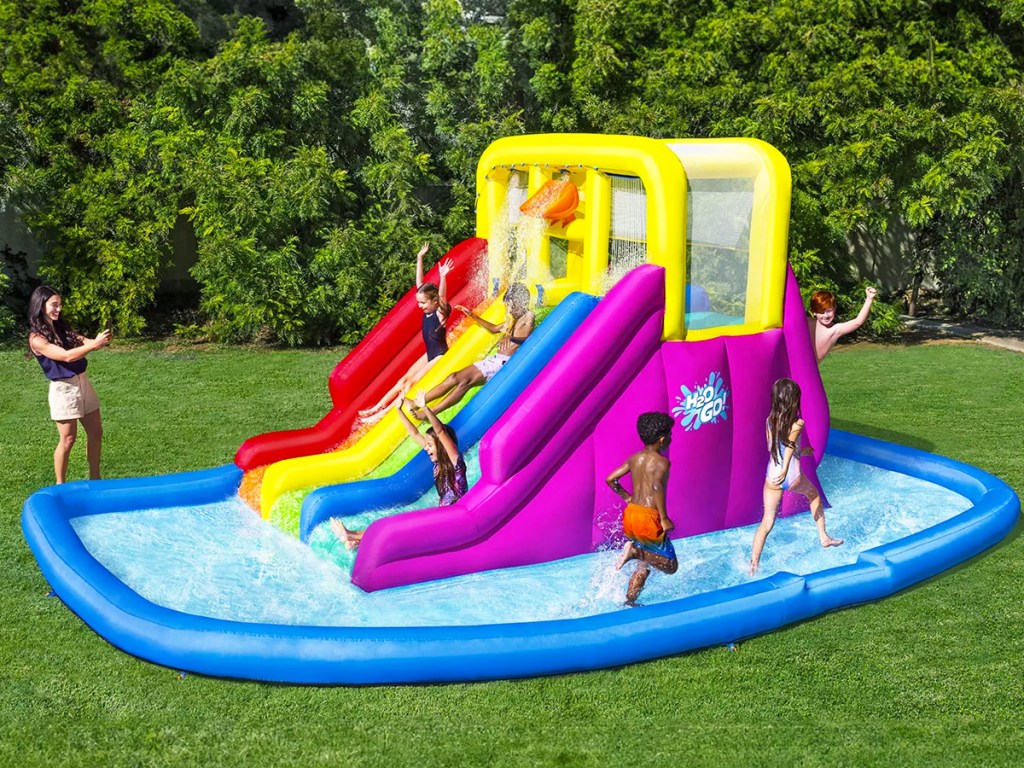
[54,419,77,484]
[80,409,103,480]
[410,366,486,417]
[626,562,650,605]
[414,373,459,408]
[621,543,677,604]
[360,355,430,417]
[792,476,843,548]
[750,481,782,574]
[423,367,486,414]
[616,541,636,570]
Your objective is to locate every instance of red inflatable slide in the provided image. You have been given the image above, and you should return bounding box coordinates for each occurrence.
[234,238,488,470]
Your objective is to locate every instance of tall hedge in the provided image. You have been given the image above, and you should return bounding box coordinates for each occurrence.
[3,0,1024,343]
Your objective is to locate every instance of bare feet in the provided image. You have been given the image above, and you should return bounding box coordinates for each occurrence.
[359,408,387,425]
[616,541,636,571]
[357,406,379,418]
[330,518,359,550]
[821,536,844,548]
[749,560,759,577]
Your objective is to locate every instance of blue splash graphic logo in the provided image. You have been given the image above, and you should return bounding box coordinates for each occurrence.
[672,372,729,431]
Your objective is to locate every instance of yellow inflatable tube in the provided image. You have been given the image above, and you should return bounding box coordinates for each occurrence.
[258,296,510,515]
[477,134,686,339]
[663,138,791,339]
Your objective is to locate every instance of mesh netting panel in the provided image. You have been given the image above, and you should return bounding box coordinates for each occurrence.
[505,171,528,224]
[610,175,647,241]
[604,175,649,293]
[686,177,754,322]
[549,237,569,280]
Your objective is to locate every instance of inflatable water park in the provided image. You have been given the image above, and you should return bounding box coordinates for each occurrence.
[22,134,1020,684]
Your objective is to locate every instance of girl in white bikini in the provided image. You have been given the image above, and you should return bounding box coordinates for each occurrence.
[749,378,842,575]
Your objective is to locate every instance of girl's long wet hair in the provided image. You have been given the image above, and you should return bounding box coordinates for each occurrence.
[768,378,802,461]
[426,422,459,495]
[27,285,80,350]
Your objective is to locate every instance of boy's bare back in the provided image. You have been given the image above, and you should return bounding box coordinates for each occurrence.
[626,450,670,510]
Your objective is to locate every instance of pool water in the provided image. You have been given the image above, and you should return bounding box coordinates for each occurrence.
[70,455,969,628]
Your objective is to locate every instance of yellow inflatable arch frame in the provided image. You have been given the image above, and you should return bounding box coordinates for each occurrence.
[476,134,791,341]
[663,138,791,340]
[477,134,688,339]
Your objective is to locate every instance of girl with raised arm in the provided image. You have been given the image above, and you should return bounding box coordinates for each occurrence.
[358,243,454,423]
[408,282,534,418]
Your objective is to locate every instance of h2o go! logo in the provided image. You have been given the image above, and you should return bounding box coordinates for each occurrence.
[671,371,729,431]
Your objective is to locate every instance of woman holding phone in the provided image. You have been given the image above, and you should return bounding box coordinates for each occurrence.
[28,286,112,483]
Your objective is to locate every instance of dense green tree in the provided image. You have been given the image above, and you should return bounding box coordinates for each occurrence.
[420,0,524,237]
[1,1,374,343]
[556,0,1024,327]
[5,0,1024,343]
[0,0,199,333]
[154,15,368,343]
[0,268,14,336]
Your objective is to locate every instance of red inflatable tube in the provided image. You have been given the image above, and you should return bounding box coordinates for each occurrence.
[234,238,488,470]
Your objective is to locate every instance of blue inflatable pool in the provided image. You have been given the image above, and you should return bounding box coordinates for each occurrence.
[21,429,1018,684]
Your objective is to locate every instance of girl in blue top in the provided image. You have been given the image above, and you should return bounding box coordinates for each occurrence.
[332,391,468,549]
[358,243,453,424]
[28,286,112,484]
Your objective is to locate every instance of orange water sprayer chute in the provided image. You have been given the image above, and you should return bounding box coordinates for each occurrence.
[520,179,579,227]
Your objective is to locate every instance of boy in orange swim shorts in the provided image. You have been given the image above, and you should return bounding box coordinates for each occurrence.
[605,412,678,606]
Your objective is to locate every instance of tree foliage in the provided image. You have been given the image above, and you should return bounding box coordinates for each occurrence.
[3,0,1024,342]
[553,0,1024,325]
[0,0,199,333]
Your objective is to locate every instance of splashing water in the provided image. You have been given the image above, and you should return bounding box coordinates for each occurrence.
[601,175,649,295]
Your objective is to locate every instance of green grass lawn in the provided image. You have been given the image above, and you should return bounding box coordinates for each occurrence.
[1,340,1021,767]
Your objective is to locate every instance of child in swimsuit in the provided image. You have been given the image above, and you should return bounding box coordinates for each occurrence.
[808,286,877,363]
[409,283,535,418]
[332,391,467,549]
[358,243,453,423]
[749,378,843,575]
[605,412,679,606]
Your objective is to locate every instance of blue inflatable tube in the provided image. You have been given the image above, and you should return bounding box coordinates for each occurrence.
[299,292,600,542]
[21,429,1018,684]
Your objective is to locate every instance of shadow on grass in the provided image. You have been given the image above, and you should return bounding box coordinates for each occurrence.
[830,419,934,453]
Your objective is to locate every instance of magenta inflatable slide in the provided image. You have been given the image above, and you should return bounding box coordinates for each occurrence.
[353,264,831,591]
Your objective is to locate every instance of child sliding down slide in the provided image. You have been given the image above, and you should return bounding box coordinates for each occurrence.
[332,391,468,549]
[358,243,454,424]
[409,283,535,418]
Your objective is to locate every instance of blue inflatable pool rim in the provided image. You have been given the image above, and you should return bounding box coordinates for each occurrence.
[21,430,1019,684]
